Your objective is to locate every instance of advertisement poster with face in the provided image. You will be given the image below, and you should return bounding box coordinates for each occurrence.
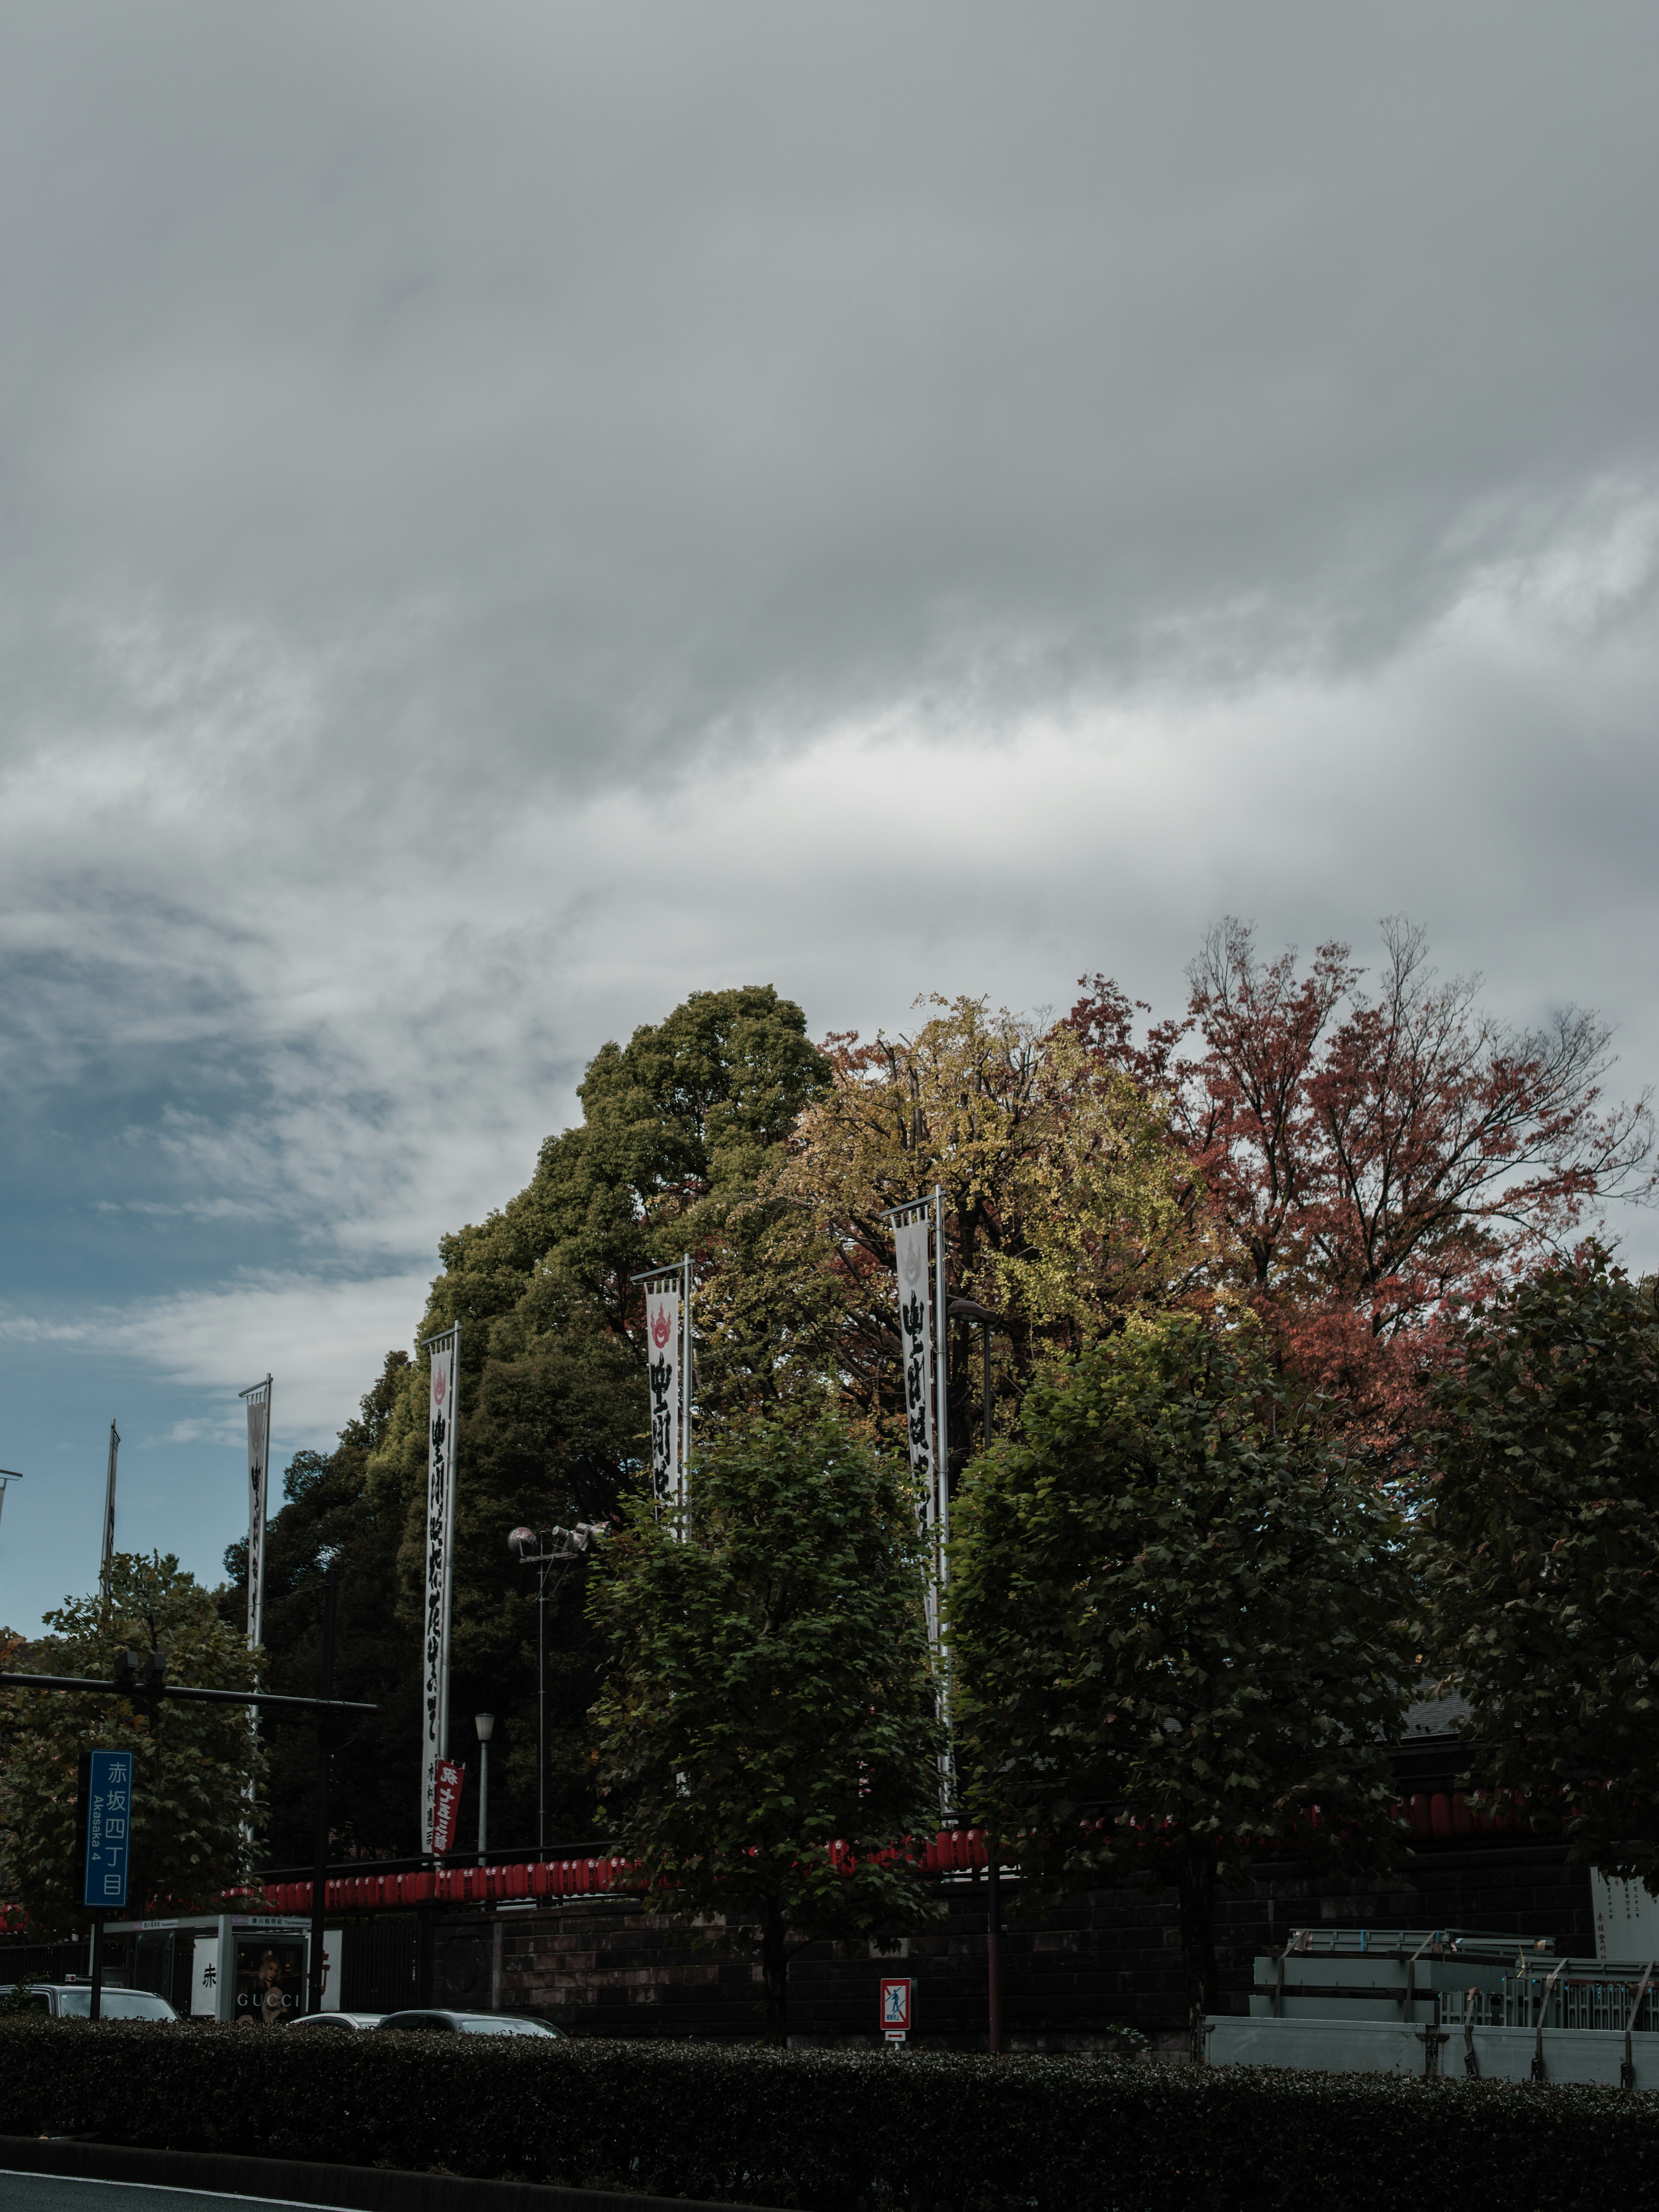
[235,1937,305,2025]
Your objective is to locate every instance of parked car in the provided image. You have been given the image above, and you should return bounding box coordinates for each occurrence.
[375,2009,564,2037]
[3,1983,178,2022]
[282,2010,384,2030]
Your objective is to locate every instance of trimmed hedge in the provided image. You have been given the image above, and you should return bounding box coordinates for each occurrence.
[3,2021,1659,2212]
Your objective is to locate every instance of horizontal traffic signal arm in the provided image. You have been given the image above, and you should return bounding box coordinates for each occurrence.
[0,1670,376,1716]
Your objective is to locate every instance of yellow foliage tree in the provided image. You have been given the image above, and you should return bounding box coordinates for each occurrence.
[698,997,1218,1462]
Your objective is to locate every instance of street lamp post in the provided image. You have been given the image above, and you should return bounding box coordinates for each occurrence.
[508,1524,602,1851]
[946,1297,1004,1454]
[306,1572,339,2018]
[474,1712,494,1862]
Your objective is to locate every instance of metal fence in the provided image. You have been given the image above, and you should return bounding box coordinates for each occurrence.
[340,1920,420,2014]
[1438,1975,1659,2032]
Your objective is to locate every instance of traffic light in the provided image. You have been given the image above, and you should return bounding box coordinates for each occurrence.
[111,1648,166,1714]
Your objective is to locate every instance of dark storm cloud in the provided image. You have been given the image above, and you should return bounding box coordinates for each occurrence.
[3,1,1657,776]
[4,3,1659,1615]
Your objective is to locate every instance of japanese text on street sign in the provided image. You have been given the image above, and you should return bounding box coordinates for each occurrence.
[79,1748,132,1910]
[880,1976,913,2034]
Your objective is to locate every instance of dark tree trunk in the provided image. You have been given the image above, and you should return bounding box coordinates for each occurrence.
[760,1907,789,2044]
[1174,1850,1218,2062]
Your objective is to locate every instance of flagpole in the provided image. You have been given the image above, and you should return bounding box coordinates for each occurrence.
[680,1249,693,1524]
[439,1327,460,1796]
[933,1184,949,1587]
[418,1325,461,1854]
[238,1376,273,1651]
[933,1184,953,1818]
[0,1472,22,1612]
[236,1374,273,1848]
[99,1422,120,1600]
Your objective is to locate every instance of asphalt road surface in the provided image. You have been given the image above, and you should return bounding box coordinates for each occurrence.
[0,2177,330,2212]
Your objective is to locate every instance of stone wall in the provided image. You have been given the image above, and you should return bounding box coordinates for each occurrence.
[417,1841,1597,2053]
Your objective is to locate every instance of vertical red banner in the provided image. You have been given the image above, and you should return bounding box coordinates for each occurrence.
[431,1757,465,1854]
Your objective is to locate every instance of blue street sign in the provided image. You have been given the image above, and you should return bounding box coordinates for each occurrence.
[78,1748,133,1911]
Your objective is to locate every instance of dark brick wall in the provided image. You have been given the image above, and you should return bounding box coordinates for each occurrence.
[461,1841,1597,2053]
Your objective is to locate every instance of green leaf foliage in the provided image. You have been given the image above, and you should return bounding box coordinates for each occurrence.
[233,985,827,1851]
[950,1312,1414,2046]
[587,1414,944,2037]
[216,1353,424,1864]
[1424,1256,1659,1879]
[3,2021,1659,2212]
[3,1554,261,1934]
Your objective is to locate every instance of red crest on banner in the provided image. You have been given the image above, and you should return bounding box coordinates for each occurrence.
[651,1308,672,1349]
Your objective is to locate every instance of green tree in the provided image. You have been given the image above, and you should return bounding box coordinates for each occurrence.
[356,984,830,1844]
[950,1314,1414,2053]
[587,1415,944,2040]
[1424,1256,1659,1882]
[218,1352,423,1865]
[2,1554,260,1934]
[703,996,1210,1462]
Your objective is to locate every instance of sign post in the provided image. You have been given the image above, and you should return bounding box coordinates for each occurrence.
[880,1974,913,2044]
[74,1748,133,2022]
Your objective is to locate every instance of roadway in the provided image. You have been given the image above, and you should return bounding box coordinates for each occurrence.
[0,2177,331,2212]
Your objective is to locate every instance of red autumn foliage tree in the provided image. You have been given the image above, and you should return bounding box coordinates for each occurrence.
[1070,917,1655,1449]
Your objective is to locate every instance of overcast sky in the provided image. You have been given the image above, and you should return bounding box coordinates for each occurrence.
[3,1,1659,1627]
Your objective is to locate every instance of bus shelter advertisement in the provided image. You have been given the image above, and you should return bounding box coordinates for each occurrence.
[235,1936,305,2024]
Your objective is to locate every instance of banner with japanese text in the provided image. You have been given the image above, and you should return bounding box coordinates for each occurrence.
[244,1379,271,1649]
[431,1757,465,1855]
[421,1327,461,1850]
[893,1217,935,1514]
[645,1287,681,1507]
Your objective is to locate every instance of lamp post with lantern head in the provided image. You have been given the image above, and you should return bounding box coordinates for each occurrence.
[508,1523,604,1851]
[474,1712,494,1862]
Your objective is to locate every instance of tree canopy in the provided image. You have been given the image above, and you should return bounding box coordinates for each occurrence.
[1072,918,1654,1449]
[4,1554,259,1934]
[703,996,1210,1464]
[221,935,1653,1880]
[949,1313,1414,2050]
[1424,1257,1659,1883]
[587,1414,943,2038]
[235,984,828,1850]
[217,1351,421,1864]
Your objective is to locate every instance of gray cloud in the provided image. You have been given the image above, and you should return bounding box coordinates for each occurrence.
[4,3,1659,775]
[4,3,1659,1615]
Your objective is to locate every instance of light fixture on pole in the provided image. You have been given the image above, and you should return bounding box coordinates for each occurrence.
[946,1298,1006,1455]
[508,1523,603,1851]
[0,1469,22,1545]
[474,1711,495,1862]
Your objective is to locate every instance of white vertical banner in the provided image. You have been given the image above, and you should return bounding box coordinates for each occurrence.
[420,1324,461,1852]
[645,1286,682,1510]
[320,1928,342,2010]
[100,1420,120,1597]
[192,1936,222,2017]
[893,1212,940,1647]
[240,1376,272,1648]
